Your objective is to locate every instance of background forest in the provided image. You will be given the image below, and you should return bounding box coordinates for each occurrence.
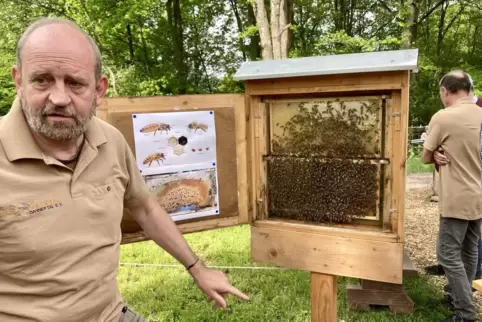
[1,0,481,126]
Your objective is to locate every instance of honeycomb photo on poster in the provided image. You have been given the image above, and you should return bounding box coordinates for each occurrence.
[144,168,219,221]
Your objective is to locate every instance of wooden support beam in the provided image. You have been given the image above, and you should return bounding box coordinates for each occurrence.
[311,273,337,322]
[346,279,414,314]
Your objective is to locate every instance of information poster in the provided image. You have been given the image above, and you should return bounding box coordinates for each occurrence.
[132,110,219,221]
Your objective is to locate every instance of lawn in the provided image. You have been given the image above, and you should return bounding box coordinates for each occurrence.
[407,145,434,174]
[117,225,453,322]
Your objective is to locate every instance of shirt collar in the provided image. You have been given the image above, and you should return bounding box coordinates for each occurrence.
[455,96,476,105]
[0,98,107,162]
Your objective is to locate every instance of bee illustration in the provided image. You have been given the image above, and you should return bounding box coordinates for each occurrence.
[143,152,166,167]
[187,122,208,133]
[140,123,171,135]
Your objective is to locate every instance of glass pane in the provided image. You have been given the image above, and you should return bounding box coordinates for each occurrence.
[266,157,380,224]
[269,96,384,158]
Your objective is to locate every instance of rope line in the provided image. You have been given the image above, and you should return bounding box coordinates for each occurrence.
[119,262,287,270]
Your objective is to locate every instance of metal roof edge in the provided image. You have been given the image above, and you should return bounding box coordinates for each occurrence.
[233,48,419,81]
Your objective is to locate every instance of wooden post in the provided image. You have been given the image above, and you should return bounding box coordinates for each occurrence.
[311,272,337,322]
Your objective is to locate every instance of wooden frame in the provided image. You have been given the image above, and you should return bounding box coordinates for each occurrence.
[96,94,251,244]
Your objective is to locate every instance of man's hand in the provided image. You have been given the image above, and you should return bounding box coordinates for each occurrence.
[129,196,249,310]
[433,148,449,165]
[189,261,249,310]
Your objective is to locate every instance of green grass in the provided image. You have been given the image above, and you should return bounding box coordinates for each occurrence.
[407,145,434,174]
[407,156,434,174]
[118,225,455,322]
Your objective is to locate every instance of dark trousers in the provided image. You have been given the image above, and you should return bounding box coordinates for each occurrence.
[437,216,482,320]
[477,237,482,279]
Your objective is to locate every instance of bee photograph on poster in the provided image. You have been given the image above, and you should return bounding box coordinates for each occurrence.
[144,167,220,221]
[131,110,217,177]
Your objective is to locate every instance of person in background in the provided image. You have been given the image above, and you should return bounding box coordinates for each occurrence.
[0,17,248,322]
[422,70,482,322]
[425,88,482,282]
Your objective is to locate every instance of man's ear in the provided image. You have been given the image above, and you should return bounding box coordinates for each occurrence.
[95,75,109,106]
[11,65,22,98]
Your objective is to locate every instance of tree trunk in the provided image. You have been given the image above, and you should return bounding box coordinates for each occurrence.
[402,0,416,49]
[252,0,292,60]
[167,0,187,94]
[247,4,261,61]
[229,0,247,61]
[253,0,273,59]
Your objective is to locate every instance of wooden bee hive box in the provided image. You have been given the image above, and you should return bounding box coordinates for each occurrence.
[233,48,419,286]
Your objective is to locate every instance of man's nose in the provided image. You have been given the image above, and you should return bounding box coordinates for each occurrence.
[48,82,72,106]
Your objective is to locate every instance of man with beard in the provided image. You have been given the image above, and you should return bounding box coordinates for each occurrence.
[0,17,248,322]
[422,70,482,322]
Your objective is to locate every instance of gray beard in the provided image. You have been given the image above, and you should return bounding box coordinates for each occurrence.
[20,96,96,141]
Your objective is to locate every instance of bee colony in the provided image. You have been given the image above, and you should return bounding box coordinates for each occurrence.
[265,96,387,225]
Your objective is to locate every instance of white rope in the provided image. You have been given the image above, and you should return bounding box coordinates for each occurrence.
[119,262,287,270]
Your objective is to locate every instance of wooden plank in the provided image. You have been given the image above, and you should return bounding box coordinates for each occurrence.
[472,279,482,292]
[251,225,404,284]
[250,96,261,221]
[346,282,414,314]
[121,215,243,244]
[245,71,403,96]
[398,71,410,244]
[383,96,393,232]
[311,273,337,322]
[361,280,403,291]
[259,101,269,220]
[390,91,402,239]
[234,94,250,224]
[253,219,399,243]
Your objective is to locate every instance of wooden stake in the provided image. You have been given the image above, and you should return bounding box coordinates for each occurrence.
[311,272,337,322]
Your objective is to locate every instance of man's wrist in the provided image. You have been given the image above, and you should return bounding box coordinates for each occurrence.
[186,257,205,278]
[186,257,200,271]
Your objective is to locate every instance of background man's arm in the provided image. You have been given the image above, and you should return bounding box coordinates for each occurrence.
[422,115,444,165]
[422,148,435,164]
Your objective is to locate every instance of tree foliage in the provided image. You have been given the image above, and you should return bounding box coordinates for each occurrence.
[1,0,481,125]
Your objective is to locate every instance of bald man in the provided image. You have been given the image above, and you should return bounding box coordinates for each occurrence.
[0,17,248,322]
[422,70,482,322]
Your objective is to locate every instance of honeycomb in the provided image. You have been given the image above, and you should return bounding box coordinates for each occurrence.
[265,96,385,224]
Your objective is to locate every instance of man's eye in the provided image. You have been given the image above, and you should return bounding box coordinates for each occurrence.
[69,81,83,87]
[34,78,49,84]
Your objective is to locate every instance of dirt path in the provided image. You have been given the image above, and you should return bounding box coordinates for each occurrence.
[406,172,432,190]
[404,171,482,311]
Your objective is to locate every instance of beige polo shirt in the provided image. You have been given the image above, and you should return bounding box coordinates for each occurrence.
[0,99,150,321]
[424,96,482,220]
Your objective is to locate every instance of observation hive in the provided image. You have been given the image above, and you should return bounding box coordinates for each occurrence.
[233,48,418,285]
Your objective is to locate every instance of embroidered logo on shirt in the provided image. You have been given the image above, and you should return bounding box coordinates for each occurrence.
[0,199,63,217]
